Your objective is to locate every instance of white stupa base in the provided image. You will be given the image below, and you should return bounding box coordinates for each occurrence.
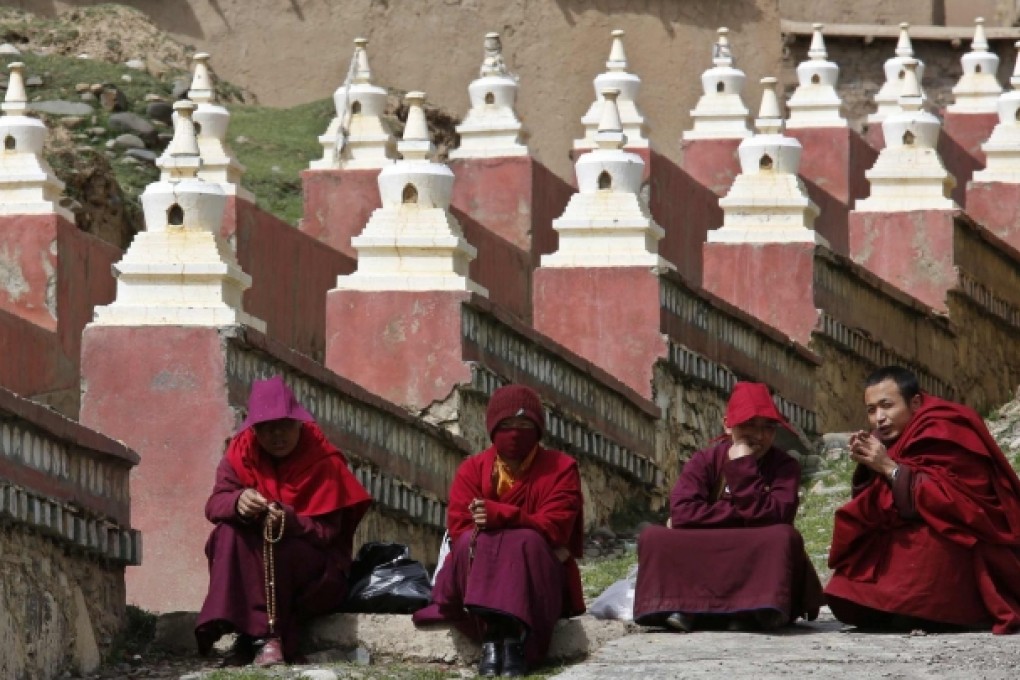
[947,83,1002,114]
[451,121,528,158]
[343,206,486,295]
[541,222,668,269]
[91,304,263,329]
[975,126,1020,182]
[707,224,827,245]
[335,271,487,294]
[786,96,848,129]
[856,147,957,211]
[92,229,264,329]
[855,180,957,212]
[0,161,74,220]
[684,95,751,140]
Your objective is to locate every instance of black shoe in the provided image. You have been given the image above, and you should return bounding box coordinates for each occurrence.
[501,638,527,677]
[478,640,501,677]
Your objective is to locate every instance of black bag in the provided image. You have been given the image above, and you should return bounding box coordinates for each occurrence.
[346,541,432,614]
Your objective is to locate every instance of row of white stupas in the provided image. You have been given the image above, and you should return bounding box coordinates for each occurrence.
[1,19,1019,325]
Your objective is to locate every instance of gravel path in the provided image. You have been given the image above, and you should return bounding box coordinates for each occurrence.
[551,608,1020,680]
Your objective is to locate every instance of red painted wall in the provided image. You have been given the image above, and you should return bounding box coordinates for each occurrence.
[966,182,1020,253]
[532,267,666,399]
[848,210,958,312]
[325,289,474,409]
[448,156,574,322]
[646,149,722,284]
[299,168,382,258]
[79,325,235,613]
[702,241,820,346]
[788,127,878,255]
[679,138,743,197]
[222,198,355,360]
[0,214,118,413]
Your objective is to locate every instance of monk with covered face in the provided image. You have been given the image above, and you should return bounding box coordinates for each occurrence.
[634,381,823,632]
[195,376,372,665]
[413,384,585,677]
[826,366,1020,633]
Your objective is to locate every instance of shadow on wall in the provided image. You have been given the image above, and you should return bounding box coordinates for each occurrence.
[12,0,206,39]
[553,0,765,35]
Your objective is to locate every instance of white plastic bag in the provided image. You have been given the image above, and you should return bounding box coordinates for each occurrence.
[431,531,452,585]
[588,564,638,621]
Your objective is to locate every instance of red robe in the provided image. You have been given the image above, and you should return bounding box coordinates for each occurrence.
[634,440,823,624]
[196,423,372,659]
[826,396,1020,634]
[413,445,584,664]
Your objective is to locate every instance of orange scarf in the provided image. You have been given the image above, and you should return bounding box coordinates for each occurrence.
[493,445,540,497]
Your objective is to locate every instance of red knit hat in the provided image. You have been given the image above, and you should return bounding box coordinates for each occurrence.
[725,382,793,431]
[485,384,545,438]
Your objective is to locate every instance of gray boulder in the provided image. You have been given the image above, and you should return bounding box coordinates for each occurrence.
[108,112,156,136]
[29,101,94,116]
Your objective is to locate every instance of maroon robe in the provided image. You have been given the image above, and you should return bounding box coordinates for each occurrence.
[195,424,371,660]
[634,440,823,625]
[413,445,584,665]
[826,397,1020,633]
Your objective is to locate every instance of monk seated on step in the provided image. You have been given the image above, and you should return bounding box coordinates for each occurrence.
[413,384,585,678]
[826,365,1020,634]
[633,381,824,632]
[194,376,372,666]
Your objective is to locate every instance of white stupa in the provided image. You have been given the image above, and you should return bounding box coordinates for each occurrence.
[336,93,486,294]
[542,89,669,268]
[786,24,847,129]
[573,30,649,151]
[683,28,752,140]
[974,41,1020,182]
[92,101,265,329]
[711,78,824,244]
[856,60,956,212]
[450,32,528,158]
[947,18,1002,114]
[0,62,72,220]
[180,53,253,201]
[310,38,396,170]
[868,23,928,126]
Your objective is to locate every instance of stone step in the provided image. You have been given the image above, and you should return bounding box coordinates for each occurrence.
[153,611,630,665]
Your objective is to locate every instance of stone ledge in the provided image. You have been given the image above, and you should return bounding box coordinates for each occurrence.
[303,613,631,664]
[152,611,631,664]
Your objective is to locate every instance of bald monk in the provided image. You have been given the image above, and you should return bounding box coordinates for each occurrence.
[634,382,823,632]
[826,366,1020,633]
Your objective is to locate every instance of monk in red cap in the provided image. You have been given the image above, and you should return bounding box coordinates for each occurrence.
[826,366,1020,633]
[633,381,823,632]
[195,375,372,666]
[413,384,585,678]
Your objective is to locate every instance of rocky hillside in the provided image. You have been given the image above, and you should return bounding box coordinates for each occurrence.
[0,4,458,250]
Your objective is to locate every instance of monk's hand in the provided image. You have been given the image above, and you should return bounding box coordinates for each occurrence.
[237,488,268,520]
[469,498,487,529]
[849,433,897,478]
[265,502,286,530]
[728,439,754,460]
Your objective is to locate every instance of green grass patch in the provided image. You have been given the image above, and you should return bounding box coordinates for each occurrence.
[795,453,855,576]
[580,551,637,601]
[227,98,335,225]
